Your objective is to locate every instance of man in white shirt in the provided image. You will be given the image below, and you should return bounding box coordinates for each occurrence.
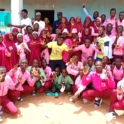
[8,9,32,34]
[34,12,45,33]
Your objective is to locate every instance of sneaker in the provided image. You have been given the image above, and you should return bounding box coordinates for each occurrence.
[17,97,23,102]
[0,116,2,123]
[94,98,102,107]
[32,91,37,96]
[54,92,59,98]
[83,99,88,103]
[106,112,116,122]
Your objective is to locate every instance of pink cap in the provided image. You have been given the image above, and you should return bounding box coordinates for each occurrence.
[62,28,69,34]
[96,17,102,23]
[71,28,77,33]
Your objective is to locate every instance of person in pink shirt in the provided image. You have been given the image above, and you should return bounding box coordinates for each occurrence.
[0,66,21,115]
[82,61,115,107]
[106,8,116,35]
[111,58,124,85]
[116,11,124,35]
[12,28,19,43]
[102,56,111,71]
[70,66,86,103]
[39,59,52,93]
[112,25,124,60]
[73,38,102,63]
[23,26,33,43]
[8,59,39,101]
[15,33,30,63]
[66,55,83,79]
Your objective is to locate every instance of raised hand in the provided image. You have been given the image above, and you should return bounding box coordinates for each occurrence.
[6,52,11,57]
[115,18,118,23]
[0,75,4,82]
[83,66,89,76]
[17,50,21,56]
[33,68,40,77]
[18,75,22,83]
[21,44,26,49]
[7,24,12,27]
[40,39,46,45]
[82,1,87,7]
[12,64,18,73]
[83,60,88,66]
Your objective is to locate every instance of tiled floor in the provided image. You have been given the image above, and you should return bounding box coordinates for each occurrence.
[2,93,124,124]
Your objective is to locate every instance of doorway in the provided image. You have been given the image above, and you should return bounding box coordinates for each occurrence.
[35,10,54,26]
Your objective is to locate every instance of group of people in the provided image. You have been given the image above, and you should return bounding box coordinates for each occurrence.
[0,1,124,122]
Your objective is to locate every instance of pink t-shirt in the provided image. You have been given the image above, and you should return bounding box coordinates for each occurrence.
[106,17,116,35]
[73,44,102,63]
[0,75,15,96]
[42,66,52,81]
[23,34,30,43]
[8,67,36,91]
[113,66,123,81]
[118,19,124,36]
[112,36,124,56]
[82,70,115,91]
[66,62,83,76]
[15,42,30,62]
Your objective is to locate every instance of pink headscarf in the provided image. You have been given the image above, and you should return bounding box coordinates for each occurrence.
[75,16,83,32]
[12,28,19,43]
[58,17,71,31]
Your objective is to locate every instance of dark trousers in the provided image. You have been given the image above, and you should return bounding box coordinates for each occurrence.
[49,60,65,71]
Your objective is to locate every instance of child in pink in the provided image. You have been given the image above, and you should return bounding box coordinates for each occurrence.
[111,58,124,85]
[39,59,52,93]
[82,61,115,107]
[66,55,83,77]
[0,66,20,115]
[15,33,30,62]
[73,38,102,63]
[102,56,111,71]
[8,59,37,101]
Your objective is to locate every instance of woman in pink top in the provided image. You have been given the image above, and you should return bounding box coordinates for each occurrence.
[62,28,72,63]
[12,28,19,43]
[23,26,33,43]
[66,55,83,81]
[39,59,52,93]
[69,17,76,32]
[8,59,38,101]
[73,38,102,63]
[106,8,116,35]
[111,58,124,85]
[28,32,41,66]
[102,56,111,71]
[112,25,124,60]
[0,34,9,67]
[39,30,52,64]
[0,66,21,115]
[4,33,18,72]
[70,66,86,103]
[15,33,30,63]
[82,61,115,107]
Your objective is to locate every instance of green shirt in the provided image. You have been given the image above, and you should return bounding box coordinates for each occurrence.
[27,66,46,81]
[54,74,74,85]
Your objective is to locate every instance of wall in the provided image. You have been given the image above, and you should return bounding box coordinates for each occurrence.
[1,0,124,22]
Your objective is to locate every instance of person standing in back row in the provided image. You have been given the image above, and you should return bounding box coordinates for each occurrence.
[34,12,45,33]
[8,9,32,35]
[52,12,63,34]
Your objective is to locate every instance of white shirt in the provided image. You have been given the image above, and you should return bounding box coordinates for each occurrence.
[34,20,45,33]
[21,17,32,34]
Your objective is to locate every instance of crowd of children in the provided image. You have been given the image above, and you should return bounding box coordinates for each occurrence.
[0,1,124,122]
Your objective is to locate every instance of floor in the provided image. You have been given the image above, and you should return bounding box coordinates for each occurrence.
[2,93,124,124]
